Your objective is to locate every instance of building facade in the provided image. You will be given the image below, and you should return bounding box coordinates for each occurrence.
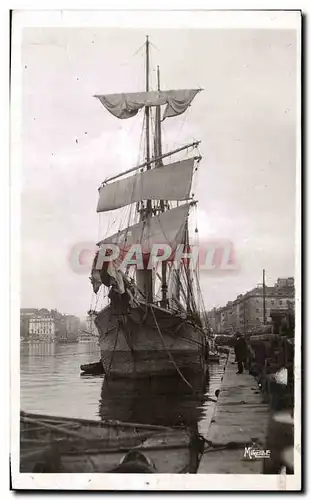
[20,308,39,340]
[21,308,79,342]
[64,315,80,342]
[21,308,56,341]
[86,313,99,336]
[28,315,55,340]
[207,277,295,334]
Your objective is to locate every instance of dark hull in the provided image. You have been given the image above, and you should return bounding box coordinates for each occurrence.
[96,302,207,378]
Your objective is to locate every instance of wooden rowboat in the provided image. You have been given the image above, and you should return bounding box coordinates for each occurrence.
[20,411,203,473]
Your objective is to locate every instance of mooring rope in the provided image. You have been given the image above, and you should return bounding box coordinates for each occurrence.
[202,439,256,453]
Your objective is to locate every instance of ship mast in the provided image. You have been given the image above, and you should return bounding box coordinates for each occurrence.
[136,35,153,302]
[155,66,168,308]
[185,221,191,313]
[263,268,266,325]
[145,35,152,215]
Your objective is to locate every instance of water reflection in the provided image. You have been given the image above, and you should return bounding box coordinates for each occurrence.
[99,372,207,427]
[20,341,102,419]
[20,343,225,436]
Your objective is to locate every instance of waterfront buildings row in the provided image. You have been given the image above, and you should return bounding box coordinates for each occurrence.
[20,308,94,342]
[207,277,295,334]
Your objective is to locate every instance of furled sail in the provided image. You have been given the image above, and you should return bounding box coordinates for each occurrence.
[97,203,190,255]
[97,158,195,213]
[95,89,200,120]
[91,253,126,294]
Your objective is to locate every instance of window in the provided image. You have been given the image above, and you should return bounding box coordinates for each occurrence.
[279,300,283,306]
[256,308,260,313]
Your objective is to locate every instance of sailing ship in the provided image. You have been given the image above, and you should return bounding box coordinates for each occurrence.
[90,37,210,379]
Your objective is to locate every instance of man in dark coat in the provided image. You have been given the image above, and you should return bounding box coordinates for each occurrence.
[234,333,248,374]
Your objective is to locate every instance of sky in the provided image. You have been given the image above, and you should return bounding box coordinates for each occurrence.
[20,26,298,317]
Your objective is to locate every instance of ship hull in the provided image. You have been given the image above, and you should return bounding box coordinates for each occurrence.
[95,302,207,379]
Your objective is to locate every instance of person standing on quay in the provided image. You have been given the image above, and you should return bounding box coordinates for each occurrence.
[234,332,248,374]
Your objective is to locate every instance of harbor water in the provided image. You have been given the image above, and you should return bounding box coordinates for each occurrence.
[20,342,226,436]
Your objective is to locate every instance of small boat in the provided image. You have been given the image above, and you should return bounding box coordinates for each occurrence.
[20,411,203,473]
[80,361,104,375]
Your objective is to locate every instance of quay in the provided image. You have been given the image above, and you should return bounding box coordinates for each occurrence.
[198,351,269,473]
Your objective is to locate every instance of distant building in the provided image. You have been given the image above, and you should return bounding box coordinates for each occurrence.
[20,309,39,339]
[275,277,295,289]
[51,310,67,341]
[28,315,55,340]
[86,313,99,336]
[20,308,39,340]
[21,308,39,316]
[50,310,80,343]
[78,313,99,342]
[64,315,80,342]
[206,308,219,334]
[207,277,295,334]
[20,308,79,342]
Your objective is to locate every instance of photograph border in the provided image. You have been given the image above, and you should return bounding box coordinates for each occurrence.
[9,7,302,492]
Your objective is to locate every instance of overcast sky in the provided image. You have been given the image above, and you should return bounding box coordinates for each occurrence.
[20,26,297,317]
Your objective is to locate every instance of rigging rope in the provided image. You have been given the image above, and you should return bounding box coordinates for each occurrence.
[105,327,120,379]
[174,106,190,147]
[149,305,195,393]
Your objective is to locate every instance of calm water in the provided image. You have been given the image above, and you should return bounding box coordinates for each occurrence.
[20,342,225,437]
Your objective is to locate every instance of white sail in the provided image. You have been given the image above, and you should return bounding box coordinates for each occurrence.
[98,203,190,254]
[95,89,200,120]
[97,158,195,213]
